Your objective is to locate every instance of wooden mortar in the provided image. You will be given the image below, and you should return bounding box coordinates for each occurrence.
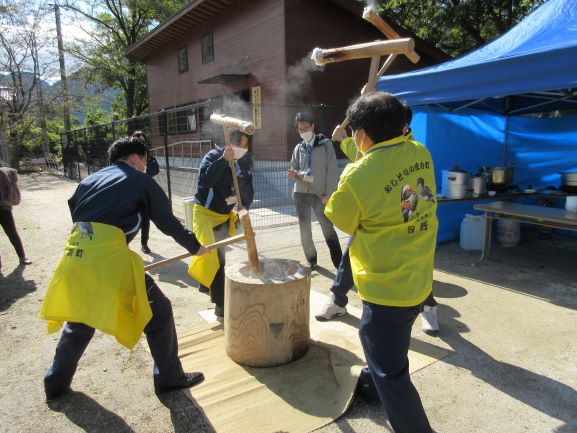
[224,259,311,367]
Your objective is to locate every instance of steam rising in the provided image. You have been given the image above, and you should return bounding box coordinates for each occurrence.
[285,52,323,102]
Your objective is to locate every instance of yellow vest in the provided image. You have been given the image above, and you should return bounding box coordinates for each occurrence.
[39,222,152,349]
[188,204,237,288]
[325,135,438,307]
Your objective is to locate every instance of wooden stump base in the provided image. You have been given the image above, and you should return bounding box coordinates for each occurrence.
[224,259,311,367]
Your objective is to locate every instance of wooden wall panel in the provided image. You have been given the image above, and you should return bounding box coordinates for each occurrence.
[147,0,286,112]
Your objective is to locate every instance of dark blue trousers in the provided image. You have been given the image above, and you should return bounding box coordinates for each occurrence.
[330,237,354,307]
[358,301,432,433]
[140,215,150,246]
[294,192,342,268]
[44,274,185,395]
[332,237,437,310]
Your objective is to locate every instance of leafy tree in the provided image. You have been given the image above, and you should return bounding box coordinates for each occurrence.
[0,0,56,167]
[374,0,546,56]
[63,0,189,119]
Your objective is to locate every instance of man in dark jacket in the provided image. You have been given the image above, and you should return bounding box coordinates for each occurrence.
[191,130,252,318]
[42,136,208,400]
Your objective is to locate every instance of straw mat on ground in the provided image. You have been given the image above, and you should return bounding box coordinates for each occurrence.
[152,291,448,433]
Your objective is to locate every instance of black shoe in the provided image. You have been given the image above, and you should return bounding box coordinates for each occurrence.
[19,257,32,265]
[199,285,209,293]
[45,386,71,401]
[214,305,224,318]
[155,372,205,395]
[141,244,151,254]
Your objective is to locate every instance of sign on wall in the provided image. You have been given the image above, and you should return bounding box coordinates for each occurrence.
[251,86,262,129]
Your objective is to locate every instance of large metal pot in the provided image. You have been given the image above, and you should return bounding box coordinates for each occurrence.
[489,166,514,185]
[560,171,577,187]
[442,169,471,198]
[471,176,488,196]
[560,171,577,193]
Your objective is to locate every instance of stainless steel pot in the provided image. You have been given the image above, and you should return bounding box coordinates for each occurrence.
[560,171,577,187]
[443,169,470,185]
[442,169,471,198]
[471,176,487,196]
[489,167,514,185]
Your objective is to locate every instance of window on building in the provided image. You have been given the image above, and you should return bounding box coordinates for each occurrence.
[158,106,199,134]
[201,32,214,64]
[177,46,188,73]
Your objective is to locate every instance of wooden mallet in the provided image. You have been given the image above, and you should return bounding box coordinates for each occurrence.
[311,39,414,67]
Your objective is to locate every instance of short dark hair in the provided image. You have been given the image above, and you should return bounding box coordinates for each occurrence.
[108,137,147,163]
[404,104,413,126]
[230,130,249,146]
[132,130,146,140]
[346,92,406,143]
[294,112,314,127]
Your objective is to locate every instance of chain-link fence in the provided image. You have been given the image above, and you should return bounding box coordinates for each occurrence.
[59,101,349,228]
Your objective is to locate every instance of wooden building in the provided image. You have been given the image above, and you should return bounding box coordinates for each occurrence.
[126,0,449,160]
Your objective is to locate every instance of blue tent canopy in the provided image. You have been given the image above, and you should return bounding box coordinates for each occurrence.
[376,0,577,115]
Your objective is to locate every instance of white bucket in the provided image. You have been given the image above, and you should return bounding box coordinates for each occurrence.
[565,196,577,213]
[460,214,485,251]
[496,219,520,247]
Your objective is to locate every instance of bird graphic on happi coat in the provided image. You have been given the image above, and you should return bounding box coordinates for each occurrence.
[401,184,419,222]
[416,177,436,204]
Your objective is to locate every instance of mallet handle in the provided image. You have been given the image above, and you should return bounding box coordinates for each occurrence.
[143,234,247,271]
[340,53,398,130]
[363,8,420,64]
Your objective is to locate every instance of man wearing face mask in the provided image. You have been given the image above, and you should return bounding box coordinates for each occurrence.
[288,112,342,270]
[324,93,437,433]
[188,130,251,318]
[230,130,254,210]
[40,136,209,400]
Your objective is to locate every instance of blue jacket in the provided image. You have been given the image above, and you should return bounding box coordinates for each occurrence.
[194,147,254,213]
[68,161,200,253]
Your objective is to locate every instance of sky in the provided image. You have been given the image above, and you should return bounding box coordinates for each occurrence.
[37,4,93,83]
[0,1,94,84]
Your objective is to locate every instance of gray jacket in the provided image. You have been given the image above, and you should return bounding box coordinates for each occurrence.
[290,134,338,196]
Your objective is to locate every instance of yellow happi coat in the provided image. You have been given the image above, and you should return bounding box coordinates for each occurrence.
[188,203,237,288]
[39,222,152,349]
[325,135,438,307]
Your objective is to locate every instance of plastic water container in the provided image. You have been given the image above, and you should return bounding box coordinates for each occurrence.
[496,219,520,247]
[565,196,577,213]
[460,214,485,250]
[182,197,195,230]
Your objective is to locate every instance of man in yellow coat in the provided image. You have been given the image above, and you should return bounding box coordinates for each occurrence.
[40,137,208,400]
[324,93,437,433]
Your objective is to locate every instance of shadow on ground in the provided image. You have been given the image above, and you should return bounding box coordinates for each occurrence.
[0,264,36,312]
[438,304,577,432]
[434,233,577,310]
[47,391,135,433]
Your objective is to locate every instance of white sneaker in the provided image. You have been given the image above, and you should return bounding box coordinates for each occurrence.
[421,305,439,333]
[315,294,347,321]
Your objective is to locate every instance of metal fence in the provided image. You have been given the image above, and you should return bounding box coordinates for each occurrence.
[59,101,349,228]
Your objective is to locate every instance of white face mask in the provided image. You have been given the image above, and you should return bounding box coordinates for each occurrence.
[300,131,314,143]
[232,146,248,160]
